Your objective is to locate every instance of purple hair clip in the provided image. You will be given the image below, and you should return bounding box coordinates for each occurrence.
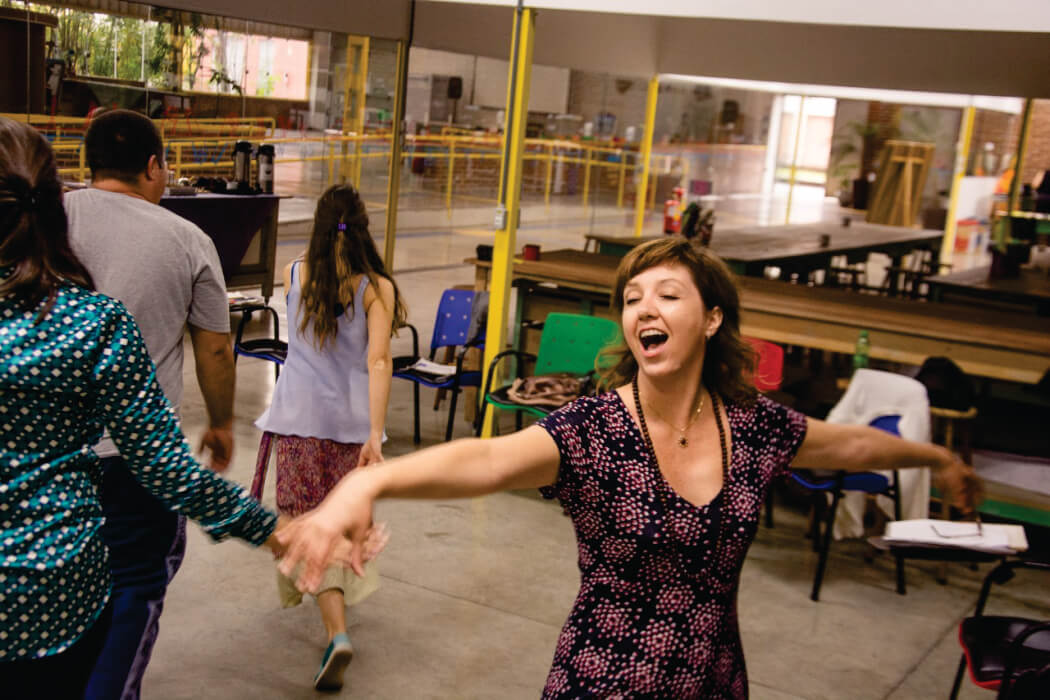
[337,223,347,231]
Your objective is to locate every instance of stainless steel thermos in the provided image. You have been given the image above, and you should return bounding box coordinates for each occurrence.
[233,141,252,186]
[257,144,275,194]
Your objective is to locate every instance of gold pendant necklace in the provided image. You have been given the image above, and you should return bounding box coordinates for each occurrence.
[645,389,705,448]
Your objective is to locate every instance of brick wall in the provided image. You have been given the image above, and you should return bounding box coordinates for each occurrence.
[969,108,1020,176]
[1020,99,1050,187]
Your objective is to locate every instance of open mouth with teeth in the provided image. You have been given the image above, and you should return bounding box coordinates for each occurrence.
[639,329,669,350]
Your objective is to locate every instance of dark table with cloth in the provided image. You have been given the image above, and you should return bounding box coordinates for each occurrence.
[160,193,281,300]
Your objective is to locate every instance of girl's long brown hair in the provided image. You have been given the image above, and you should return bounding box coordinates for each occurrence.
[598,238,758,406]
[0,117,94,322]
[298,184,407,347]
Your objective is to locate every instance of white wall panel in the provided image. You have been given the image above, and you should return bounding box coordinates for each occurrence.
[473,57,568,113]
[424,0,1050,33]
[409,48,478,103]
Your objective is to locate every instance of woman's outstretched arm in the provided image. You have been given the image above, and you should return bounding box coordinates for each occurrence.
[792,418,982,512]
[278,425,561,589]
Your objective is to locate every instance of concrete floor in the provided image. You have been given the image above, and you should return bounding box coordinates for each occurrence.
[143,199,1046,699]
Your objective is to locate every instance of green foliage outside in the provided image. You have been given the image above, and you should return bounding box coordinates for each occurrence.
[1,0,173,86]
[829,109,943,188]
[1,2,250,93]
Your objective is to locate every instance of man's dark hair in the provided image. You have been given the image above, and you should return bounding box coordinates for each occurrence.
[85,109,164,183]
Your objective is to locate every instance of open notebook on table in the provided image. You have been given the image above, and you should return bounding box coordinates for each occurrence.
[882,519,1028,555]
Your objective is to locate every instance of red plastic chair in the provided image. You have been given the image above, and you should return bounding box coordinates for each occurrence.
[745,337,787,530]
[952,559,1050,699]
[745,337,785,392]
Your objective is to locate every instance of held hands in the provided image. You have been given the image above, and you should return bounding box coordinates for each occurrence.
[275,470,382,592]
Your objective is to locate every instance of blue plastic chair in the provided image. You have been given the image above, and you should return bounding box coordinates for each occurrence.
[794,414,905,601]
[393,289,483,443]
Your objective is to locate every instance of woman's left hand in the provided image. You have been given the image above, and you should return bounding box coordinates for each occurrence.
[357,436,383,468]
[936,456,984,515]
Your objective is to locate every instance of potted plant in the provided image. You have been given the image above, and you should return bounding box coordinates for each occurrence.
[828,120,895,210]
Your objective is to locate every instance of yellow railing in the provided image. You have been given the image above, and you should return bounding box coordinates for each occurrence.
[50,130,655,212]
[4,113,274,142]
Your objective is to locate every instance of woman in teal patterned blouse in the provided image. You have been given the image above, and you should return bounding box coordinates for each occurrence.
[0,118,285,696]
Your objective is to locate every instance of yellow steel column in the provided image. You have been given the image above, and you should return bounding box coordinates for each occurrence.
[1008,98,1034,213]
[633,76,659,237]
[941,105,976,266]
[327,138,335,185]
[544,143,554,207]
[446,140,456,218]
[582,146,591,209]
[353,137,363,188]
[617,148,626,208]
[783,95,805,225]
[343,35,370,183]
[480,5,535,439]
[383,39,409,271]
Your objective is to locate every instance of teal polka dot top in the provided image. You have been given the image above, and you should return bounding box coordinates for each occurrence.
[1,270,277,660]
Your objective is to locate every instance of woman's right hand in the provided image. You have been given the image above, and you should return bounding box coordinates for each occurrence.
[276,469,381,591]
[935,455,984,515]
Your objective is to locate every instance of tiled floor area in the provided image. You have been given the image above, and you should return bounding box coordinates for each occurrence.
[142,195,1044,699]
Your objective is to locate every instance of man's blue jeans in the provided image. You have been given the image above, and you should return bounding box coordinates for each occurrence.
[85,456,186,700]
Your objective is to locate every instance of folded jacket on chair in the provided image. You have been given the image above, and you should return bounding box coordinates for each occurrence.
[506,373,591,407]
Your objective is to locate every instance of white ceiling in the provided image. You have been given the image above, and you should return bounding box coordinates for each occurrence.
[429,0,1050,33]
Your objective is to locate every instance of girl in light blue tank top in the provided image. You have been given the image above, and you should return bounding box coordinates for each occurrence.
[255,184,407,691]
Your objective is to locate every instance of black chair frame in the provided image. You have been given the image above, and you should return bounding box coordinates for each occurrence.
[475,348,537,436]
[999,621,1050,699]
[232,301,287,381]
[805,469,905,601]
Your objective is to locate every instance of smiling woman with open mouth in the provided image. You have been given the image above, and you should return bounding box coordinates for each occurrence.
[275,237,982,699]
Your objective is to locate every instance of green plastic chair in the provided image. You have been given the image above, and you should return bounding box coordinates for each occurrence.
[476,313,622,434]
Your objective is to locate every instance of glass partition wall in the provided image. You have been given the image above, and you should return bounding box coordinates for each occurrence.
[5,1,1039,274]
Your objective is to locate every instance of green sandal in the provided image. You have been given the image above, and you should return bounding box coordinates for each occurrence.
[313,633,354,691]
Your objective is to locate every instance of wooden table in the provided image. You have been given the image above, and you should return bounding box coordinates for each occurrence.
[160,193,282,301]
[472,249,1050,523]
[585,222,942,293]
[470,249,1050,385]
[926,266,1050,316]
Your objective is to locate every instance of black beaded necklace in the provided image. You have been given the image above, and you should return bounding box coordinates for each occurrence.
[632,374,730,574]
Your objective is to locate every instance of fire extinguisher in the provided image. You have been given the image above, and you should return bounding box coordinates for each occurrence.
[663,199,680,234]
[663,187,685,234]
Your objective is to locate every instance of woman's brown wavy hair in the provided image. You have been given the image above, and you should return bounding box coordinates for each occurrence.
[298,184,407,348]
[598,237,757,406]
[0,117,94,322]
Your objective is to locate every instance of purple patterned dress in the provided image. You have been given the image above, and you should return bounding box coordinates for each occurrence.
[537,391,807,699]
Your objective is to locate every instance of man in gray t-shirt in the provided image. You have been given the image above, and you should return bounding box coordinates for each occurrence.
[65,109,235,700]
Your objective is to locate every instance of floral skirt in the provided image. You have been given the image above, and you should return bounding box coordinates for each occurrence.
[254,432,379,606]
[274,434,362,516]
